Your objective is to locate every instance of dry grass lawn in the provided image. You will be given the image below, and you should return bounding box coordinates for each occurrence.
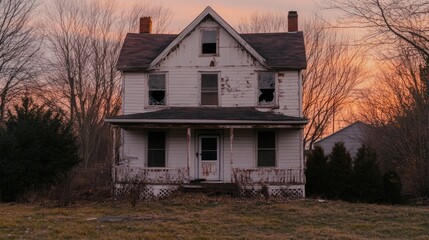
[0,194,428,239]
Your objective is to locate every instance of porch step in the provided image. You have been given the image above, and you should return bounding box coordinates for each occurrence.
[180,182,240,196]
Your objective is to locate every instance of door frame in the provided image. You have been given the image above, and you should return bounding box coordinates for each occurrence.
[196,132,223,181]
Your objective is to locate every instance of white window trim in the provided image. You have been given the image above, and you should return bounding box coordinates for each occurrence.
[255,130,277,168]
[199,71,221,106]
[256,71,278,108]
[199,27,220,57]
[146,72,169,108]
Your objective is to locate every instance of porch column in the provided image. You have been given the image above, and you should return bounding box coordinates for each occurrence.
[230,127,234,182]
[111,126,118,182]
[186,127,191,182]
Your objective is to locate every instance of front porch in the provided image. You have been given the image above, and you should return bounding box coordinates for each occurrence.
[106,107,308,199]
[112,165,305,199]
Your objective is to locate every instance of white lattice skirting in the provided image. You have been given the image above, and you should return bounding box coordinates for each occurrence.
[239,185,305,198]
[114,184,180,200]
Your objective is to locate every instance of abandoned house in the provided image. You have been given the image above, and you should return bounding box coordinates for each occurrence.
[105,6,308,199]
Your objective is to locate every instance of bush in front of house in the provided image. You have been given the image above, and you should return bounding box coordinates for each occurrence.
[0,97,80,202]
[326,142,353,200]
[352,144,383,203]
[305,145,328,197]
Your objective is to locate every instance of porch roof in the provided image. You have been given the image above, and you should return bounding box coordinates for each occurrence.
[105,107,308,126]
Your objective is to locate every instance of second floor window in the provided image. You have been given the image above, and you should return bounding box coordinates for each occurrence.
[149,74,166,105]
[201,73,218,106]
[201,29,218,55]
[258,72,276,106]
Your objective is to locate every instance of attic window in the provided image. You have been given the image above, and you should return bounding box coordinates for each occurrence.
[258,72,276,106]
[148,74,166,105]
[201,29,218,55]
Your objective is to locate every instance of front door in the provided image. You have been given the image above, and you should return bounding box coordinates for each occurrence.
[198,135,221,180]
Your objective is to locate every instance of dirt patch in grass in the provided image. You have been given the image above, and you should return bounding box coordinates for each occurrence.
[0,195,428,239]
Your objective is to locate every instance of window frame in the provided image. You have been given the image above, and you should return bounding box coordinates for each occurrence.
[199,72,220,106]
[256,71,277,107]
[147,73,168,107]
[256,130,277,167]
[146,131,167,168]
[200,28,219,56]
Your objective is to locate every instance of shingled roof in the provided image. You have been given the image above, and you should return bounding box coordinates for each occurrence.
[117,31,306,71]
[105,107,308,125]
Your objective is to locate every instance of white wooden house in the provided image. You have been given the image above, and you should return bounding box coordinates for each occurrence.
[106,7,308,198]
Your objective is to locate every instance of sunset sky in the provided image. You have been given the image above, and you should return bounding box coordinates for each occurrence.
[126,0,334,32]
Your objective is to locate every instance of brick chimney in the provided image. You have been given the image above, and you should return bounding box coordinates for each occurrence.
[288,11,298,32]
[140,17,152,33]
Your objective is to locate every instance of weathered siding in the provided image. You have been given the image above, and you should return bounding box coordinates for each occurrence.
[121,128,303,182]
[167,129,189,168]
[276,71,300,116]
[122,129,145,167]
[123,73,146,114]
[122,20,302,117]
[278,129,303,169]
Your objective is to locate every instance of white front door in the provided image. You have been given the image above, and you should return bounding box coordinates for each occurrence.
[198,135,221,180]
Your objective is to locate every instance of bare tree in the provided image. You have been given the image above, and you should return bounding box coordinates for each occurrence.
[41,0,171,167]
[325,0,429,59]
[0,0,40,120]
[237,13,366,148]
[360,50,429,196]
[327,0,429,196]
[238,11,288,33]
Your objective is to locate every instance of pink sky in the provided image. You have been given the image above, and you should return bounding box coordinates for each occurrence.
[136,0,331,32]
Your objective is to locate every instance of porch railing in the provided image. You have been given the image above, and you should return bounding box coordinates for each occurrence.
[232,168,304,185]
[114,166,188,184]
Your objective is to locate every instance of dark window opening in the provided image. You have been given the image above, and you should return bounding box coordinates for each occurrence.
[148,132,165,167]
[257,131,276,167]
[201,73,218,105]
[258,72,275,105]
[202,30,217,54]
[201,138,217,160]
[149,74,166,105]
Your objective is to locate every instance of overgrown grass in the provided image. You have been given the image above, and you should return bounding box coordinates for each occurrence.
[1,195,428,239]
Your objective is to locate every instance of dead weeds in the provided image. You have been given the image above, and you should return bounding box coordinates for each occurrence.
[0,195,428,239]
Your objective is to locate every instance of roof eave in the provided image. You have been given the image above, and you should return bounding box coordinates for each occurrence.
[105,118,309,125]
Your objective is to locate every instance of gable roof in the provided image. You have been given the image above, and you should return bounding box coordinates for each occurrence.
[241,33,306,69]
[314,121,368,145]
[105,107,308,125]
[117,7,307,71]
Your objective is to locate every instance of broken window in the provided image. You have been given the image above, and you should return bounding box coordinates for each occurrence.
[201,30,218,54]
[257,131,276,167]
[258,72,276,105]
[148,132,165,167]
[201,73,218,105]
[148,74,166,105]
